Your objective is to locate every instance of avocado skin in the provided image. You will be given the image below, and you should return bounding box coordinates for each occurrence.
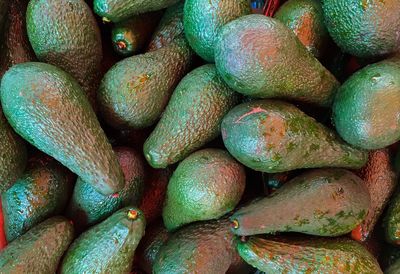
[0,62,124,195]
[231,168,370,237]
[26,0,102,105]
[222,100,367,173]
[66,147,145,231]
[215,14,339,106]
[0,216,74,273]
[144,64,240,168]
[183,0,251,62]
[94,0,180,23]
[98,38,193,129]
[2,154,73,242]
[163,149,246,231]
[60,207,146,274]
[238,236,382,273]
[322,0,400,58]
[333,60,400,150]
[384,189,400,245]
[274,0,329,59]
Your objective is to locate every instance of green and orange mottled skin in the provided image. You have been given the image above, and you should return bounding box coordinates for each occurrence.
[98,37,193,129]
[147,1,185,51]
[183,0,251,62]
[384,189,400,245]
[0,216,74,273]
[221,100,367,173]
[333,59,400,150]
[94,0,180,23]
[2,154,74,242]
[66,147,145,231]
[322,0,400,58]
[215,15,339,106]
[61,207,145,274]
[153,218,239,274]
[144,64,240,168]
[238,236,382,273]
[26,0,102,106]
[231,168,370,237]
[0,62,124,195]
[163,149,246,231]
[111,11,162,56]
[274,0,329,59]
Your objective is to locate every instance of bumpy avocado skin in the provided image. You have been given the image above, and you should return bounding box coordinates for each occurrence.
[274,0,329,59]
[221,100,367,173]
[98,38,193,129]
[215,15,339,106]
[66,147,145,231]
[333,60,400,150]
[94,0,180,23]
[238,237,382,273]
[26,0,102,104]
[183,0,251,62]
[144,64,240,168]
[60,207,146,274]
[231,169,370,237]
[322,0,400,58]
[162,149,246,231]
[385,189,400,245]
[0,216,74,273]
[2,155,73,242]
[0,62,124,195]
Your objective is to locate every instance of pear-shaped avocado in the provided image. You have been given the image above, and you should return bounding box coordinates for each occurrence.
[0,62,124,195]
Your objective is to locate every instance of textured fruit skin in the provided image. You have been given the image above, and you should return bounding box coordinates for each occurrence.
[112,12,162,56]
[238,236,383,273]
[61,207,146,274]
[163,149,245,231]
[274,0,329,59]
[2,154,73,242]
[0,216,74,273]
[333,60,400,150]
[94,0,180,23]
[153,218,239,274]
[26,0,103,105]
[231,168,370,236]
[384,189,400,245]
[322,0,400,58]
[215,15,339,106]
[147,1,184,51]
[222,100,367,173]
[183,0,251,62]
[144,64,240,168]
[0,62,124,195]
[66,147,145,231]
[98,38,193,129]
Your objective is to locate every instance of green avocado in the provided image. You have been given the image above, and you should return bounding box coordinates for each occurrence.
[384,189,400,245]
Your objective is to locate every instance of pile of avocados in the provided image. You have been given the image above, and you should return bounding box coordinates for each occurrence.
[0,0,400,273]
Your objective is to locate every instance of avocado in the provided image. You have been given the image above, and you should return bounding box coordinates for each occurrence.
[231,168,370,237]
[322,0,400,58]
[60,207,146,274]
[221,100,367,173]
[215,14,339,106]
[0,216,74,273]
[98,37,193,129]
[163,148,246,231]
[2,154,73,242]
[333,59,400,150]
[112,11,162,56]
[183,0,251,62]
[66,147,145,231]
[147,1,185,51]
[94,0,180,23]
[384,188,400,245]
[143,64,240,168]
[0,62,124,195]
[26,0,103,106]
[274,0,329,59]
[238,236,382,273]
